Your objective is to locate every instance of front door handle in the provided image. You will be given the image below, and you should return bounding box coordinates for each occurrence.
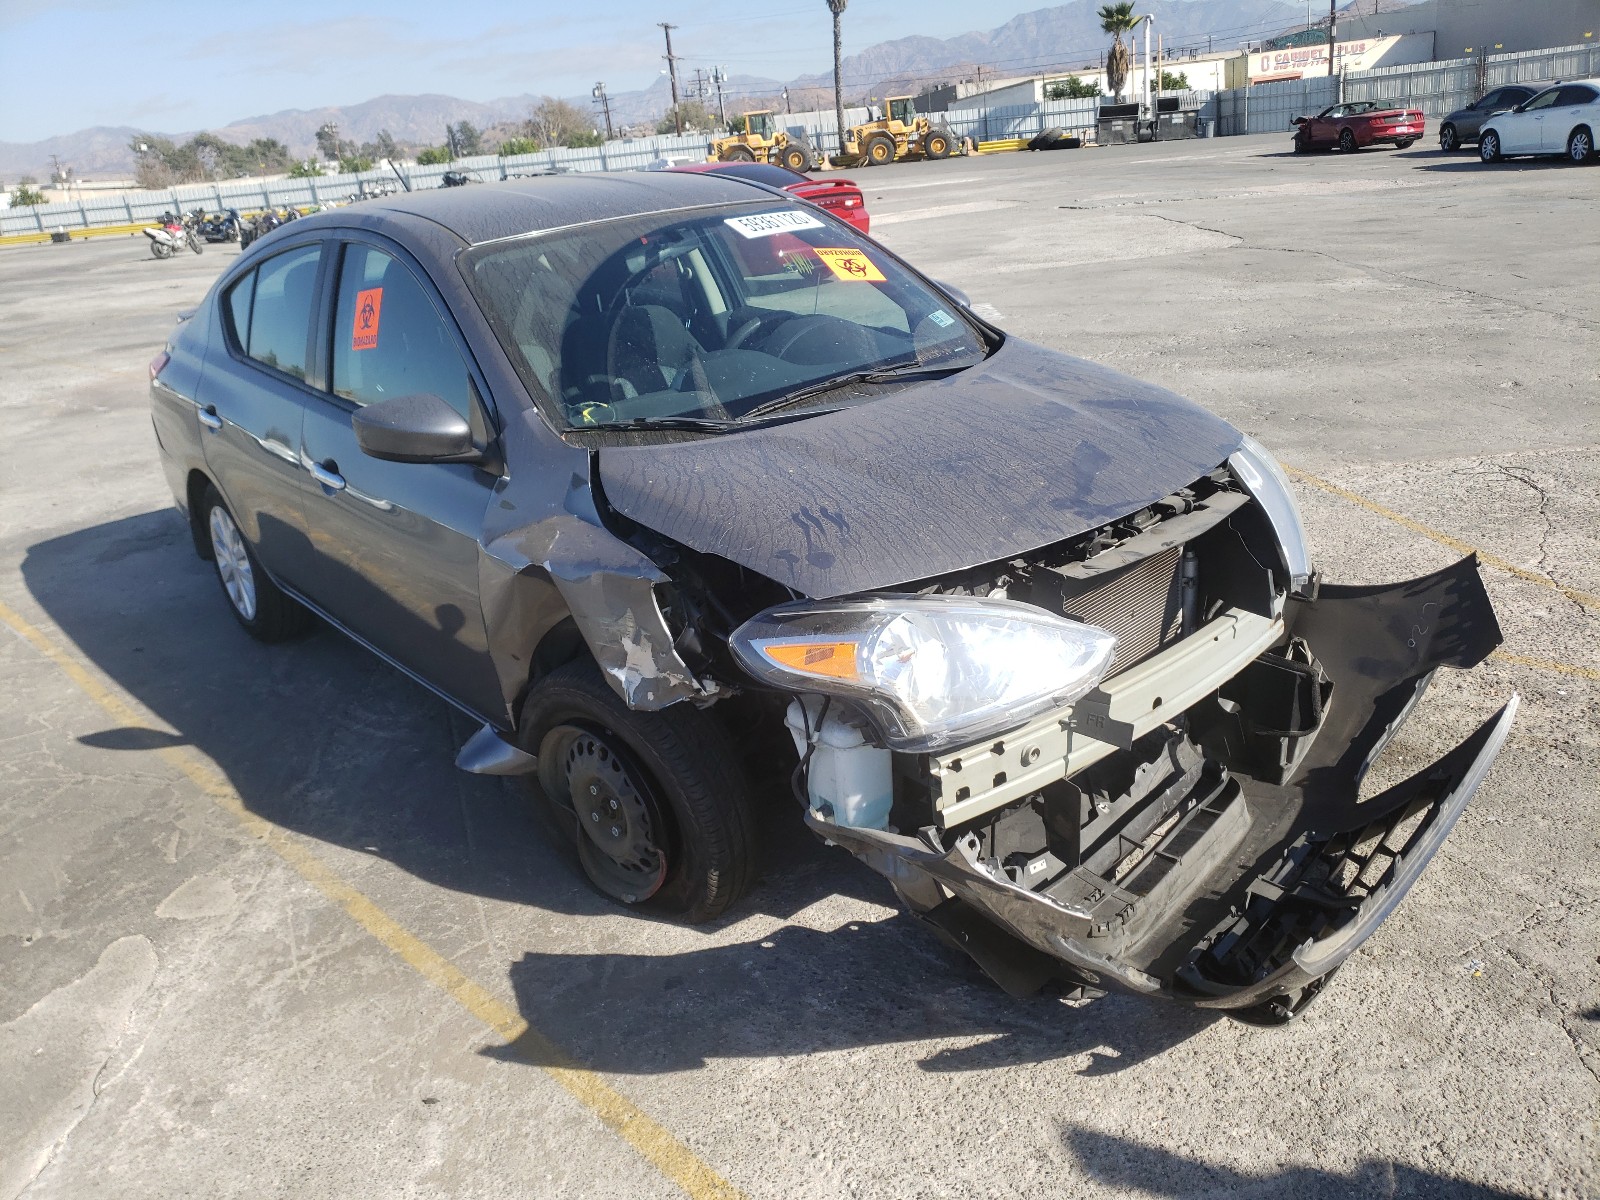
[308,461,346,492]
[198,406,222,431]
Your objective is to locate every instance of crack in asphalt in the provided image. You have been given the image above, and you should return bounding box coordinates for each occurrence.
[1503,944,1600,1091]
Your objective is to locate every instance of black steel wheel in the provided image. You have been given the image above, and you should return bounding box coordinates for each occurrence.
[520,658,758,923]
[1438,123,1459,152]
[1480,129,1502,163]
[1339,128,1359,153]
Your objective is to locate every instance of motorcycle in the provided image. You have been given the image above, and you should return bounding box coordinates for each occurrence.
[144,213,203,259]
[199,208,242,243]
[238,208,282,251]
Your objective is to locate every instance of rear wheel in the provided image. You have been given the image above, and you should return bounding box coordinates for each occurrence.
[1339,128,1359,153]
[1480,129,1503,162]
[520,658,758,924]
[151,240,172,259]
[864,133,895,166]
[924,129,953,160]
[1394,138,1415,149]
[200,486,311,641]
[1438,123,1459,152]
[1567,126,1594,164]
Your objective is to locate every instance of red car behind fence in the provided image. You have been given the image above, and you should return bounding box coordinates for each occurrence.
[667,161,871,234]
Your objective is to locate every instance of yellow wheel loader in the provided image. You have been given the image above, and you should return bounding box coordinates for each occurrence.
[708,111,818,172]
[838,96,957,166]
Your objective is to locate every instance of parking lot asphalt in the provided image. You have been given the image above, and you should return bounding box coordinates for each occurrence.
[1,134,1595,1200]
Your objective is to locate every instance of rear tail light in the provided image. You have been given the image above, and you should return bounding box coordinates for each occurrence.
[149,350,170,381]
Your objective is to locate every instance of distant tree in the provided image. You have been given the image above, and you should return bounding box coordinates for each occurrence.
[1099,2,1139,102]
[10,180,46,206]
[288,160,324,178]
[565,128,604,148]
[499,135,542,156]
[369,130,399,161]
[316,123,342,160]
[528,98,593,147]
[656,99,715,134]
[1046,75,1103,99]
[339,155,374,173]
[416,145,453,165]
[445,121,482,157]
[1159,69,1189,91]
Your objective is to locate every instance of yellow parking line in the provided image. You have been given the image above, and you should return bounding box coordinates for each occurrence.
[1285,465,1600,612]
[0,597,747,1200]
[1489,651,1600,682]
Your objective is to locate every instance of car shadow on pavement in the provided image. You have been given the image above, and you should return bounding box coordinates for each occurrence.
[19,509,878,925]
[487,920,1216,1076]
[24,509,1222,1074]
[1412,158,1581,173]
[1061,1127,1529,1198]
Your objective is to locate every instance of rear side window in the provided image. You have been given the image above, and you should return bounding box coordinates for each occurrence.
[1557,85,1598,105]
[330,244,474,419]
[244,245,322,380]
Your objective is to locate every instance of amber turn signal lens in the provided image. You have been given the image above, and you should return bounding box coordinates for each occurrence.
[761,640,861,681]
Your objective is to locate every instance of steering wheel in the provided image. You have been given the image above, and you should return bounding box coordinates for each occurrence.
[724,313,773,351]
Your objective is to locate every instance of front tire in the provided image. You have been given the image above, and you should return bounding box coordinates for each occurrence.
[201,486,311,642]
[924,129,953,160]
[1339,128,1359,153]
[1568,126,1595,164]
[780,144,810,171]
[1438,123,1459,152]
[723,145,756,163]
[1480,130,1503,162]
[864,134,895,166]
[520,659,758,924]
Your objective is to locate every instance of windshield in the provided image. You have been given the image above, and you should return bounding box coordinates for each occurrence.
[463,203,989,430]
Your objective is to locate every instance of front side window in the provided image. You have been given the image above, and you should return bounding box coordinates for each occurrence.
[1523,88,1563,112]
[331,244,475,418]
[465,204,989,432]
[244,244,322,380]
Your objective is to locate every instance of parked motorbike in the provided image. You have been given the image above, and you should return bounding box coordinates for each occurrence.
[199,208,242,243]
[144,213,202,259]
[238,208,283,251]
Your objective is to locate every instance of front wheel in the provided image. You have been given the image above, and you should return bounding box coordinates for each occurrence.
[723,144,756,163]
[924,129,952,160]
[780,144,811,171]
[1438,123,1459,152]
[864,134,895,166]
[1568,126,1595,164]
[520,658,758,923]
[1480,130,1503,162]
[188,231,203,254]
[1339,128,1359,153]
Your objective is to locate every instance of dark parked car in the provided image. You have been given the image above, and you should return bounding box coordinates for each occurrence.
[148,175,1515,1025]
[1437,84,1540,150]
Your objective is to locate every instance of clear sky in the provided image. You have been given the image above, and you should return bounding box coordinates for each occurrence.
[0,0,1052,143]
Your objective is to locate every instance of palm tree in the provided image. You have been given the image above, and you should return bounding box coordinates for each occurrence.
[827,0,848,155]
[1099,2,1138,103]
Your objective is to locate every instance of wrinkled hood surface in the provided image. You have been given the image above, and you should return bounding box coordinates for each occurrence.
[598,339,1243,598]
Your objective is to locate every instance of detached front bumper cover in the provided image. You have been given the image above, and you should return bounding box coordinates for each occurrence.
[814,554,1515,1023]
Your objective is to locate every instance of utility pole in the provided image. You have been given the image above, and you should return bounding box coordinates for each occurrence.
[713,66,728,124]
[659,22,682,134]
[591,82,614,140]
[1326,0,1337,77]
[782,86,792,114]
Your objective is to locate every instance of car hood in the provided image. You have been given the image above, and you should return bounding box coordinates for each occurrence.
[597,338,1243,598]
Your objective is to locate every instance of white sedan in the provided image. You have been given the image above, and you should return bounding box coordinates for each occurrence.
[1479,78,1599,163]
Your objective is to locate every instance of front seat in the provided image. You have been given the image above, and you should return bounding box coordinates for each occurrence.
[606,304,707,403]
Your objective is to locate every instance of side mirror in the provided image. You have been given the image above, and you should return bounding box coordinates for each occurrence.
[934,279,971,308]
[352,392,479,464]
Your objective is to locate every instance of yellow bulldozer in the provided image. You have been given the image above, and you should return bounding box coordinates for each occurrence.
[838,96,957,166]
[708,111,818,172]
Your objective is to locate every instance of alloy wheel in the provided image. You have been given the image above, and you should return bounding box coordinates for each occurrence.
[1570,130,1593,163]
[208,505,257,621]
[1439,125,1457,152]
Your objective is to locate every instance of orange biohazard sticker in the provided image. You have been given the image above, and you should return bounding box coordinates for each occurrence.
[352,287,383,351]
[813,247,885,282]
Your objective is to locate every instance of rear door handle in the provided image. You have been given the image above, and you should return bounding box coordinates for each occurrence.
[308,461,346,492]
[198,406,222,431]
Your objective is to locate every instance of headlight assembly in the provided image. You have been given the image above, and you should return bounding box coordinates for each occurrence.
[1229,434,1313,594]
[730,594,1117,752]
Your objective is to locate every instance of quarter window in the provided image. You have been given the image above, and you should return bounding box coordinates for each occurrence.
[243,244,322,380]
[331,244,475,419]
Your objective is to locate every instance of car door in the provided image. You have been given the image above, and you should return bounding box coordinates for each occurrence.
[296,236,506,721]
[1546,84,1599,150]
[1308,106,1339,147]
[1503,87,1563,152]
[196,239,326,588]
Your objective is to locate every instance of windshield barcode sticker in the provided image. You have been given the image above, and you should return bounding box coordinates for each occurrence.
[724,210,825,239]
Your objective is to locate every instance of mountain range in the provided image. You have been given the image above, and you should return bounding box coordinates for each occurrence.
[1,0,1412,181]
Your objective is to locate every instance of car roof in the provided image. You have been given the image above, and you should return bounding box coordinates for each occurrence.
[294,172,775,247]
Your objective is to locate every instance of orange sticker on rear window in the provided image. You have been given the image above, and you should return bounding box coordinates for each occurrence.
[352,287,383,351]
[813,247,885,282]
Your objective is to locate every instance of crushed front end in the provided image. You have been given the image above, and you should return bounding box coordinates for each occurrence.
[731,452,1514,1024]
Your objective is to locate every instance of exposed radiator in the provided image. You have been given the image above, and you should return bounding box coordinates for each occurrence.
[1029,545,1186,673]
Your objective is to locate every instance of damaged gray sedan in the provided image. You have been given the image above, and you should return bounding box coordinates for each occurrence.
[149,173,1516,1024]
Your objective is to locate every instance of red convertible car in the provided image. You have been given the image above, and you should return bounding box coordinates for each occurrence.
[668,161,870,233]
[1292,101,1426,153]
